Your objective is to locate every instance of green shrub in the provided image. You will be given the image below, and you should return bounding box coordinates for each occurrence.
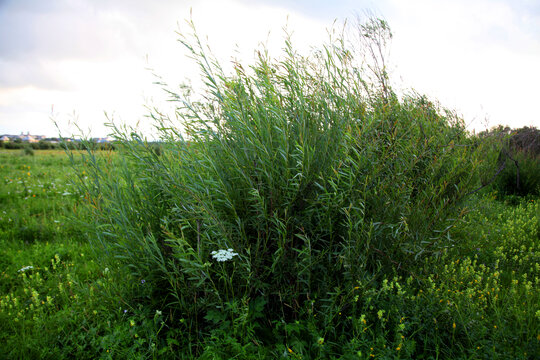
[477,126,540,198]
[37,140,52,150]
[495,151,540,198]
[23,146,35,156]
[73,18,490,356]
[4,141,24,149]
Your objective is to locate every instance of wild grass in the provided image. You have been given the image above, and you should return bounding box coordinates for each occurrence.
[0,150,166,359]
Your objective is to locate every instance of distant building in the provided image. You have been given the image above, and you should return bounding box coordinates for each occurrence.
[94,136,115,143]
[2,133,54,142]
[21,135,37,143]
[1,133,107,143]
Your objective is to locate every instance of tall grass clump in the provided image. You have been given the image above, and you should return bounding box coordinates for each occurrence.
[74,18,492,357]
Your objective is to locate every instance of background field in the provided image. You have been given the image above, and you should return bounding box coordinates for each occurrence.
[0,150,163,359]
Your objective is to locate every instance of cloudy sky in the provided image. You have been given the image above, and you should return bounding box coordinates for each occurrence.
[1,0,539,137]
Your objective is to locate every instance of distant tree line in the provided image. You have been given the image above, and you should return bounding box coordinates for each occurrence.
[0,139,117,151]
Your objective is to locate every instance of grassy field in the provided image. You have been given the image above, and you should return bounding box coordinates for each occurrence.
[0,150,162,359]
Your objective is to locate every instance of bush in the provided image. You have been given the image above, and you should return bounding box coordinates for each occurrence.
[494,151,540,198]
[4,141,24,150]
[37,140,52,150]
[23,146,34,156]
[479,126,540,198]
[509,126,540,155]
[73,18,490,356]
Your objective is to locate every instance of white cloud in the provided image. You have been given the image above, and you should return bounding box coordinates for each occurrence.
[0,0,332,137]
[386,0,540,130]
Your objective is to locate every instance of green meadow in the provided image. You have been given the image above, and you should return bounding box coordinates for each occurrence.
[1,18,539,359]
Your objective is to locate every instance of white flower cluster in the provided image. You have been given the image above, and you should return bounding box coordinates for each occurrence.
[18,265,34,272]
[211,248,238,262]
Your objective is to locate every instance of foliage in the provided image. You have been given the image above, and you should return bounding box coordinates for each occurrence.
[67,18,507,357]
[477,125,540,198]
[0,140,118,151]
[0,147,537,358]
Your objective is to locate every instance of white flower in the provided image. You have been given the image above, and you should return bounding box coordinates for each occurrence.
[18,265,34,272]
[211,248,238,262]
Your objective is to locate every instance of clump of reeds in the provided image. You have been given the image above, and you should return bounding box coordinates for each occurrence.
[75,17,489,356]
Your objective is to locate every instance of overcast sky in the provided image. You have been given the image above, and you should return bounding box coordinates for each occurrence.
[1,0,539,137]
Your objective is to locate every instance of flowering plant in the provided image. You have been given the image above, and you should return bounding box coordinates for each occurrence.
[211,249,238,262]
[18,265,34,272]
